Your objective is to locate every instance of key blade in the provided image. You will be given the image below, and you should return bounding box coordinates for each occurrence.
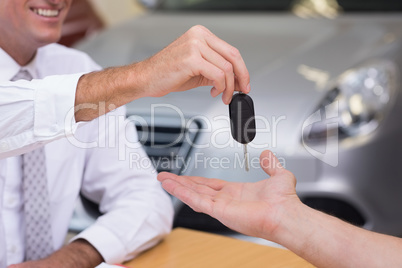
[243,144,249,172]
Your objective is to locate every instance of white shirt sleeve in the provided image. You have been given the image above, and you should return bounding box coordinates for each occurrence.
[0,73,85,159]
[71,107,174,264]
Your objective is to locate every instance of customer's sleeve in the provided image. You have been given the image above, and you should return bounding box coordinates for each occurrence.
[71,106,174,264]
[0,73,85,159]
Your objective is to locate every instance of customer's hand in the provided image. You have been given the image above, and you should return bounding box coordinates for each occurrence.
[134,25,250,104]
[159,150,402,268]
[157,150,299,240]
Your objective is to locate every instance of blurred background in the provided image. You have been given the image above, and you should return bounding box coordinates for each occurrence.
[59,0,143,47]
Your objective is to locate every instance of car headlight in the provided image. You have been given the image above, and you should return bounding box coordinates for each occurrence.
[303,60,397,144]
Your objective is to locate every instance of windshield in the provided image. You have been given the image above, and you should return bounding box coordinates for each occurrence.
[158,0,402,12]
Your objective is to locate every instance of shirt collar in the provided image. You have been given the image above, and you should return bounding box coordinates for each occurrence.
[0,47,20,81]
[0,47,38,81]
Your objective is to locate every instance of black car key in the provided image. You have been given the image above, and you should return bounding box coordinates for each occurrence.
[229,93,256,171]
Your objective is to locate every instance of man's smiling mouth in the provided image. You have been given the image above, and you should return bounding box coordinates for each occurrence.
[31,8,60,17]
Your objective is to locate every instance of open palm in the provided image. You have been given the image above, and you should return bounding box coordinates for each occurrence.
[158,150,299,240]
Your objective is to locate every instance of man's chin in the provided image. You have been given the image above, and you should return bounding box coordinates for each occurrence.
[34,33,62,47]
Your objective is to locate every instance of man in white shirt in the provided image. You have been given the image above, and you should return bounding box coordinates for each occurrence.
[0,0,251,267]
[1,44,175,267]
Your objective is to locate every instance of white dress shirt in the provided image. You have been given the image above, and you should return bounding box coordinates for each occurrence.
[0,44,174,266]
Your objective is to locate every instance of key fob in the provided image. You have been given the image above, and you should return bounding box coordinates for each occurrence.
[229,93,256,144]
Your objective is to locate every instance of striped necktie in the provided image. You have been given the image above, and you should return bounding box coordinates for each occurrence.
[12,69,54,260]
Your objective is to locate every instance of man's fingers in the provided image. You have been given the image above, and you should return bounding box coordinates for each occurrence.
[181,175,226,191]
[158,172,225,194]
[234,76,250,93]
[210,86,219,97]
[196,59,227,97]
[204,33,250,93]
[157,171,176,182]
[259,150,284,176]
[198,42,235,104]
[159,178,214,214]
[172,175,219,196]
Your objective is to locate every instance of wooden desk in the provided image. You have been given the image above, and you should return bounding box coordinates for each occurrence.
[124,228,315,268]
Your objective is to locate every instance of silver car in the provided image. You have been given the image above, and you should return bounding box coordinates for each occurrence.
[75,0,402,236]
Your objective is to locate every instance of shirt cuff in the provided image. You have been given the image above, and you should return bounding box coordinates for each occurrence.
[71,224,127,265]
[33,73,85,138]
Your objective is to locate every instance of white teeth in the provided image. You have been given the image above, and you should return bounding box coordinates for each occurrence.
[33,8,59,17]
